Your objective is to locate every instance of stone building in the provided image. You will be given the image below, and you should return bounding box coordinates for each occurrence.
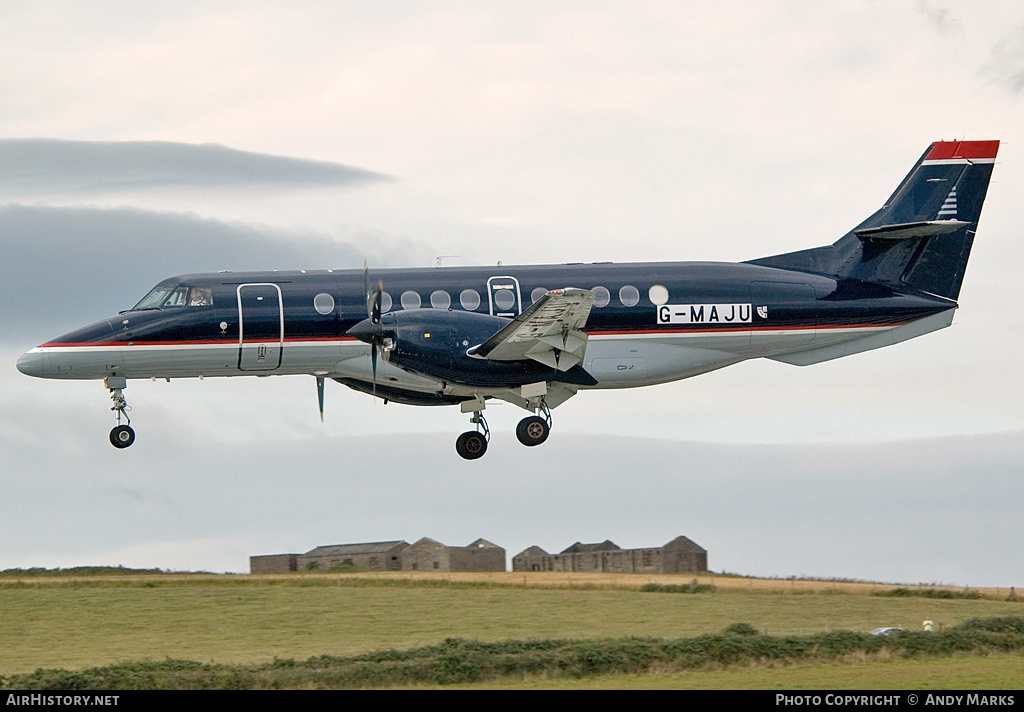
[249,541,410,574]
[249,553,298,574]
[250,537,506,573]
[297,541,409,571]
[512,536,707,574]
[401,537,506,572]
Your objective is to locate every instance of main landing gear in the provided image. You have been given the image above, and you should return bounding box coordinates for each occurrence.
[454,399,552,460]
[106,377,135,449]
[516,403,551,447]
[456,410,490,460]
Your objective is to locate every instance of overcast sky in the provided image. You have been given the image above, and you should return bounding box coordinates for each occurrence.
[1,1,1022,586]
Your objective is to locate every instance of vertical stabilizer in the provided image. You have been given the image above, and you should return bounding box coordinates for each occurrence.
[749,140,999,300]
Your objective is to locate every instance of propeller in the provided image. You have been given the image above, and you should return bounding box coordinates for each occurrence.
[316,375,324,422]
[364,261,381,326]
[352,262,388,396]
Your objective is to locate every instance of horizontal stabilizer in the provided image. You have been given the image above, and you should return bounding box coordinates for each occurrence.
[854,220,969,240]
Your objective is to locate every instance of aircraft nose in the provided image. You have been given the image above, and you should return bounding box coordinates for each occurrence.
[16,350,47,378]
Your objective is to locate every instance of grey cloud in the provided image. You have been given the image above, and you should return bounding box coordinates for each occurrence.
[0,139,389,195]
[0,205,426,343]
[984,26,1024,92]
[915,0,963,37]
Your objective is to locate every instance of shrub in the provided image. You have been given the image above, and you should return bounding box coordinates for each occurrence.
[722,622,759,636]
[640,582,716,594]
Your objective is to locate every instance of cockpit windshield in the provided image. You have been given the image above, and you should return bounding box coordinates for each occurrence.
[133,285,214,310]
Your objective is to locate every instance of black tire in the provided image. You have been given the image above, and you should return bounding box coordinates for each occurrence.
[516,416,549,447]
[109,425,136,449]
[455,430,488,460]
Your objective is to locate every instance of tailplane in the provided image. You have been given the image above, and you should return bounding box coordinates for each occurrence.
[749,140,999,300]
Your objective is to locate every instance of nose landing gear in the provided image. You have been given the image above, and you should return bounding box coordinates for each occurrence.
[106,377,135,449]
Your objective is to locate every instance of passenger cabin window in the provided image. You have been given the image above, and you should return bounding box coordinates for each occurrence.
[460,289,481,311]
[619,285,640,307]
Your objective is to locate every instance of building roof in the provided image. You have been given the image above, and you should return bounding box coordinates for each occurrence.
[513,545,550,558]
[407,537,446,550]
[467,538,502,549]
[560,540,621,554]
[662,535,706,552]
[303,541,409,557]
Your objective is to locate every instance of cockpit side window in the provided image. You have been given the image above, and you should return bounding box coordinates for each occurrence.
[163,287,189,307]
[134,286,174,310]
[133,285,214,309]
[188,287,213,306]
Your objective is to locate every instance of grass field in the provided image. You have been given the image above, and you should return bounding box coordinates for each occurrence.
[438,654,1024,690]
[1,571,1021,687]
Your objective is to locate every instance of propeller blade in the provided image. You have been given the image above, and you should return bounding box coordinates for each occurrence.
[358,262,384,399]
[371,342,378,397]
[372,279,383,324]
[363,261,373,319]
[316,376,324,422]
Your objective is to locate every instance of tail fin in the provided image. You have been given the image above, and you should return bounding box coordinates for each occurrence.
[749,140,999,300]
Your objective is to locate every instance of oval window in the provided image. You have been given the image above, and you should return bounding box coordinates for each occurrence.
[460,289,481,310]
[531,287,548,303]
[493,289,516,311]
[400,291,421,310]
[648,284,669,306]
[619,285,640,307]
[313,292,335,315]
[380,292,393,313]
[430,290,451,309]
[592,286,610,308]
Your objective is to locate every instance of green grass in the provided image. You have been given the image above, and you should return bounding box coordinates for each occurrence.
[875,587,985,600]
[1,576,1021,677]
[442,654,1024,690]
[4,619,1023,689]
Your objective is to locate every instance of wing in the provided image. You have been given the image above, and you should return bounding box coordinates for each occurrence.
[469,288,594,371]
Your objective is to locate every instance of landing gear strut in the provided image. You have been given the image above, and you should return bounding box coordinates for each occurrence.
[516,402,551,447]
[456,410,489,460]
[452,394,553,459]
[106,377,135,449]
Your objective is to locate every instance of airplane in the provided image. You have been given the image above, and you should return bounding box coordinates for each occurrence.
[17,139,999,459]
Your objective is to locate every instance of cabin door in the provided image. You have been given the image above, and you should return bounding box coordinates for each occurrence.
[237,283,284,371]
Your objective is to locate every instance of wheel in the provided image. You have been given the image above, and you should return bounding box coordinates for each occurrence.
[109,425,136,449]
[516,416,549,447]
[455,430,488,460]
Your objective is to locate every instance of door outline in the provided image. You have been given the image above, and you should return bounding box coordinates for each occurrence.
[237,283,284,371]
[486,276,522,317]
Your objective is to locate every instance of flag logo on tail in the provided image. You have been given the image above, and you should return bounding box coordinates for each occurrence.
[937,188,957,218]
